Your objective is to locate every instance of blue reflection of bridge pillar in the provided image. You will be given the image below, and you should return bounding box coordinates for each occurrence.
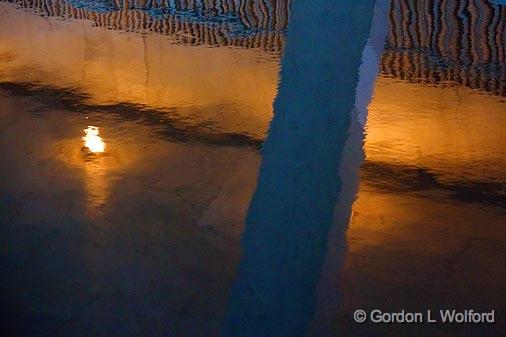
[223,1,378,337]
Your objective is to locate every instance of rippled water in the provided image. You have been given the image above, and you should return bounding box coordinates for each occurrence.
[1,1,505,337]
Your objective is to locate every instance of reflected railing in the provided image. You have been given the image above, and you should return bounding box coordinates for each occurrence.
[4,0,505,97]
[382,0,506,96]
[5,0,292,54]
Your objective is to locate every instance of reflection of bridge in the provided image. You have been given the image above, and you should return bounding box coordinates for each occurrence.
[383,0,506,96]
[4,0,506,95]
[7,0,291,53]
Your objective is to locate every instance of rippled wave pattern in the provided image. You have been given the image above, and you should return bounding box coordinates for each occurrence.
[7,0,506,96]
[383,0,506,96]
[5,0,291,53]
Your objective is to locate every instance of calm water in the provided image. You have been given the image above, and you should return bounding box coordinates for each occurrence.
[0,1,505,337]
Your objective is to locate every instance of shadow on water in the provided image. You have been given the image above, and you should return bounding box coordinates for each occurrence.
[223,1,385,336]
[361,161,506,208]
[0,82,263,149]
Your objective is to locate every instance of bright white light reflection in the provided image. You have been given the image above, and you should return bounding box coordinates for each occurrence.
[83,126,105,153]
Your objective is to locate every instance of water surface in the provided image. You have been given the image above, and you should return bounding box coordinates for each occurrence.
[1,1,505,336]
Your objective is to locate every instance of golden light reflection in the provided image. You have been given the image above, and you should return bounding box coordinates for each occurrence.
[83,126,105,153]
[345,77,506,254]
[0,3,279,140]
[51,119,151,217]
[364,78,506,182]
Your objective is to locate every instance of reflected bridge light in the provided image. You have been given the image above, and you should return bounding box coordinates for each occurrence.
[83,126,105,153]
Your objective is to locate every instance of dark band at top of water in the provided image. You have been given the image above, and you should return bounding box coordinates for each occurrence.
[3,0,505,97]
[384,0,506,96]
[5,0,291,54]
